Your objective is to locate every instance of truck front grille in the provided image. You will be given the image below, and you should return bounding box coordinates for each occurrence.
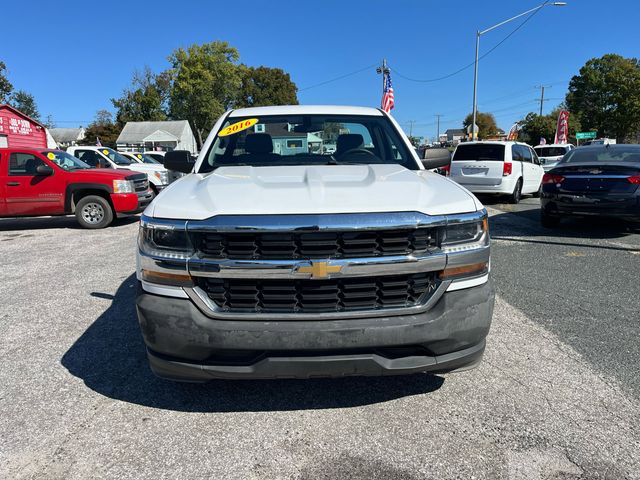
[197,273,437,314]
[133,178,149,193]
[193,228,438,260]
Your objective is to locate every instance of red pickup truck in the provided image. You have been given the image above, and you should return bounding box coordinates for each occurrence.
[0,148,153,228]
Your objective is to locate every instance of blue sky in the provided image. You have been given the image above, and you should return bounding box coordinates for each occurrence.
[3,0,637,141]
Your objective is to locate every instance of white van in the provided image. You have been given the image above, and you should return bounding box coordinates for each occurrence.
[533,144,574,172]
[449,141,544,203]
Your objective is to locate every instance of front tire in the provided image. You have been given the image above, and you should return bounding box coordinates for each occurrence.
[75,195,113,229]
[509,178,523,204]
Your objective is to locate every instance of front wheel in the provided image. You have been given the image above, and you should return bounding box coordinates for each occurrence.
[75,195,114,229]
[509,179,523,204]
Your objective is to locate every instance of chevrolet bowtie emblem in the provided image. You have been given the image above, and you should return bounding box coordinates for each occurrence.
[297,262,342,279]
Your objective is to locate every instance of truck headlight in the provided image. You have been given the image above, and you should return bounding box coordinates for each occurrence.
[112,179,135,193]
[439,212,490,281]
[154,170,169,185]
[139,218,193,259]
[441,216,488,252]
[138,217,193,286]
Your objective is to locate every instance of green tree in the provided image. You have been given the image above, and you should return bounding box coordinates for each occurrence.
[407,135,421,147]
[168,41,243,146]
[566,54,640,142]
[0,61,13,103]
[43,114,56,129]
[80,110,120,148]
[112,66,170,125]
[10,90,40,120]
[462,112,498,140]
[237,66,298,108]
[519,107,582,145]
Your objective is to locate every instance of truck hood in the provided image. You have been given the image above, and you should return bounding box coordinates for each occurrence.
[71,168,133,179]
[147,164,480,220]
[122,163,166,172]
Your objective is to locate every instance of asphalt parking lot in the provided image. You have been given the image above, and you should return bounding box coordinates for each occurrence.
[1,198,639,480]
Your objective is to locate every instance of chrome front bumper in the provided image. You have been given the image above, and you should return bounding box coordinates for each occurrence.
[137,210,490,320]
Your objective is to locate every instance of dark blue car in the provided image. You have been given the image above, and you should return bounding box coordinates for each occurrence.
[540,144,640,227]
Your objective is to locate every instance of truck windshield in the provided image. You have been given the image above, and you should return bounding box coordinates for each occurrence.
[133,153,160,164]
[199,114,416,173]
[42,151,91,170]
[102,148,133,165]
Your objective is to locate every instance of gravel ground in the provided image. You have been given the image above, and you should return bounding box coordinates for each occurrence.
[0,211,638,479]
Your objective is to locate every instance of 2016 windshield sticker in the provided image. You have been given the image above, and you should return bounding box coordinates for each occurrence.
[47,152,56,160]
[218,118,259,137]
[102,149,109,155]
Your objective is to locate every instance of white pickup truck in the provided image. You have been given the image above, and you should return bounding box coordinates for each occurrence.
[67,146,170,193]
[135,105,494,382]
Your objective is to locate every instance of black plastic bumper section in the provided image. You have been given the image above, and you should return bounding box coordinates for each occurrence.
[136,279,494,381]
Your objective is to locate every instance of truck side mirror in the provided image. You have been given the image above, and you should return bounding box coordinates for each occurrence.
[164,150,195,174]
[421,148,451,170]
[36,165,55,176]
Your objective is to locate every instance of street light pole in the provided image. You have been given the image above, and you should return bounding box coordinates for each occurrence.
[471,2,567,141]
[472,31,480,141]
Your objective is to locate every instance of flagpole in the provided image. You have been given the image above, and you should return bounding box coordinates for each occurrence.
[376,59,389,109]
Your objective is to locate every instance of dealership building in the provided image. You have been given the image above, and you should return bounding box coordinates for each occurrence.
[0,104,57,149]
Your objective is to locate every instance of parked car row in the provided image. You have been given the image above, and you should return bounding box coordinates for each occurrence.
[424,140,639,228]
[0,144,197,228]
[0,148,154,228]
[66,147,171,194]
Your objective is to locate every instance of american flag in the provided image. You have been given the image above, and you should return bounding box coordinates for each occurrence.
[381,72,395,112]
[96,137,102,147]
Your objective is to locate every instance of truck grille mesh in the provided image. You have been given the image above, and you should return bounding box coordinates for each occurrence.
[133,178,149,193]
[197,273,438,314]
[192,228,438,260]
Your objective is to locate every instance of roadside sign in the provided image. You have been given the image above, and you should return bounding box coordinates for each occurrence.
[576,131,597,139]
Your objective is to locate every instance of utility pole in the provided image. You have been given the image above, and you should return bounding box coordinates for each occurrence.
[407,120,416,137]
[471,3,567,139]
[376,59,390,108]
[536,84,551,116]
[435,114,443,143]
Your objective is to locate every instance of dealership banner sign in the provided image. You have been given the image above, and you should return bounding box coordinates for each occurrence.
[507,122,520,141]
[554,110,570,144]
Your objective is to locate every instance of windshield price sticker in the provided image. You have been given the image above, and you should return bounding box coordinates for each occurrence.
[136,154,143,159]
[102,149,109,155]
[218,118,259,137]
[47,152,56,160]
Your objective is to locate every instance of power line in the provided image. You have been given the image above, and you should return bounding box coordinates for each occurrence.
[390,4,546,84]
[298,63,378,92]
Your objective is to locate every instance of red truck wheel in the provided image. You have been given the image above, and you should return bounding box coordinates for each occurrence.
[75,195,114,229]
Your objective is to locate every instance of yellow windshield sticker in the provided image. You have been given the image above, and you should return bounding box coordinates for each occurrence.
[218,118,259,137]
[136,154,143,159]
[47,152,56,160]
[102,149,109,155]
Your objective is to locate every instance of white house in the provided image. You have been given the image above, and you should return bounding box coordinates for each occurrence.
[49,127,85,147]
[116,120,197,154]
